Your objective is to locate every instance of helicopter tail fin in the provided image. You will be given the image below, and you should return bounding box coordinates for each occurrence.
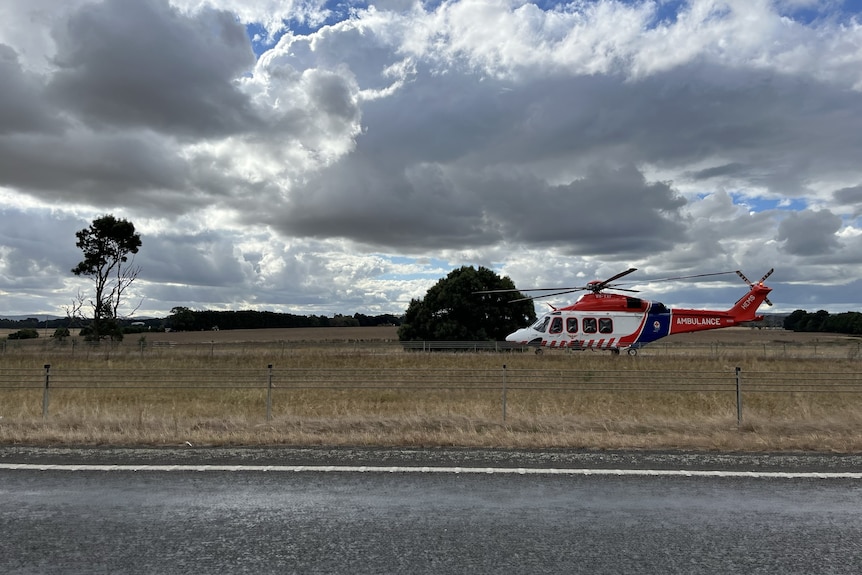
[727,276,773,322]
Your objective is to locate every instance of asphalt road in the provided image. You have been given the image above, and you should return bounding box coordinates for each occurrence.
[2,447,862,574]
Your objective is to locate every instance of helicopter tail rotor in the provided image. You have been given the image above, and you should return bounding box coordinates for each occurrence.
[736,268,774,306]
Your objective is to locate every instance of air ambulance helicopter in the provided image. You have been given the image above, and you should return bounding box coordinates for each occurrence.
[477,268,774,356]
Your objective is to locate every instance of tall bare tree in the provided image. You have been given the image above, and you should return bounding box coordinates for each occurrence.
[71,215,142,340]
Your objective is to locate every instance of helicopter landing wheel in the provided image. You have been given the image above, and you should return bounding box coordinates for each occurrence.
[611,348,620,356]
[534,348,544,355]
[627,348,638,356]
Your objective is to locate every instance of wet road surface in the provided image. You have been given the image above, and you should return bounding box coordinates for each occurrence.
[2,447,862,574]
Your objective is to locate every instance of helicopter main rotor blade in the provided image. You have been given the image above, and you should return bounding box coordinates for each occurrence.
[600,267,638,286]
[474,286,585,294]
[635,270,739,284]
[509,288,587,303]
[477,268,751,303]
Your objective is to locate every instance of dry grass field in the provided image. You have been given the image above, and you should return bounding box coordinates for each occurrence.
[2,325,862,451]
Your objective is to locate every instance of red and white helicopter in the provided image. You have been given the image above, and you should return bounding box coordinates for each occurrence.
[479,268,774,355]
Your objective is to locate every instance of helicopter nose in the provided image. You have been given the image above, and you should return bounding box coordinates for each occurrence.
[506,328,529,343]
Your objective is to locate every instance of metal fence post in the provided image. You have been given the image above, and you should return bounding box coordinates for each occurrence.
[42,364,51,419]
[501,364,508,423]
[266,364,273,422]
[735,366,742,427]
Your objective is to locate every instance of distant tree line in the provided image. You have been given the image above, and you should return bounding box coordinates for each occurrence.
[164,308,401,332]
[783,310,862,335]
[1,310,401,337]
[0,317,73,330]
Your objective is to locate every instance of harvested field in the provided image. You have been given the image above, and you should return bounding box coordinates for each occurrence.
[2,326,862,451]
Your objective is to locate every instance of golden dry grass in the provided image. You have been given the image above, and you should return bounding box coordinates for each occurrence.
[2,326,862,451]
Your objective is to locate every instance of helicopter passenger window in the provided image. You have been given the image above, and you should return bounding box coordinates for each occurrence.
[549,317,563,334]
[566,317,578,333]
[599,318,613,334]
[532,316,550,333]
[582,318,597,334]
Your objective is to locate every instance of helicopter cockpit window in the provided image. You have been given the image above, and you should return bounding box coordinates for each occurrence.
[566,317,578,333]
[549,317,563,334]
[582,317,597,334]
[532,316,550,333]
[599,318,613,333]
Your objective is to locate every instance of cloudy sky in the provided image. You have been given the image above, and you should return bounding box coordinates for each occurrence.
[2,0,862,320]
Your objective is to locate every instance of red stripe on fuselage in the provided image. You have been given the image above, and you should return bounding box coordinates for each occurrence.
[669,310,735,335]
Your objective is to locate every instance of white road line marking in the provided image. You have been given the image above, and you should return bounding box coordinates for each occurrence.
[0,463,860,478]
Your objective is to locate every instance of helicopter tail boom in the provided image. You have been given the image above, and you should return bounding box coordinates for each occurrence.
[667,282,773,335]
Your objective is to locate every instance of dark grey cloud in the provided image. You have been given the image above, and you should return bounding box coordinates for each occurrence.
[0,44,59,135]
[0,130,201,210]
[262,60,862,257]
[138,231,251,287]
[690,163,749,180]
[478,164,688,254]
[267,148,686,255]
[0,210,84,291]
[265,151,492,250]
[777,209,842,256]
[48,0,258,137]
[443,66,862,198]
[833,185,862,217]
[0,0,265,215]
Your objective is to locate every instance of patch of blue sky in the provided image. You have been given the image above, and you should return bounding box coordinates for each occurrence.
[512,0,685,24]
[245,2,363,57]
[375,255,451,281]
[729,193,807,213]
[588,0,861,28]
[642,0,686,27]
[246,22,275,57]
[773,0,862,24]
[841,215,862,230]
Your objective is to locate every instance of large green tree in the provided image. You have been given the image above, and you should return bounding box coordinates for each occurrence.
[398,266,536,341]
[166,306,197,332]
[71,215,142,341]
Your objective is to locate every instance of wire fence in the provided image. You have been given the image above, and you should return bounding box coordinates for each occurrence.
[2,337,861,359]
[3,364,862,425]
